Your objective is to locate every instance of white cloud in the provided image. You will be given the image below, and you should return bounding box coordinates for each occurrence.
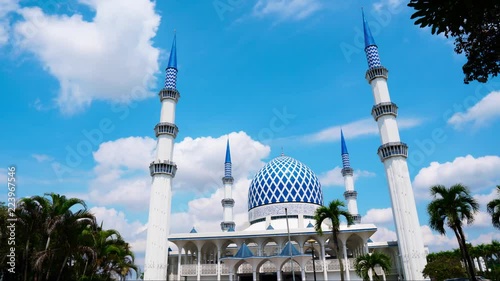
[173,131,270,193]
[304,117,422,143]
[420,225,458,251]
[373,0,403,12]
[471,211,494,228]
[448,91,500,129]
[370,224,485,252]
[474,188,499,206]
[12,0,161,114]
[364,209,461,252]
[369,226,397,242]
[170,178,252,234]
[93,137,156,171]
[363,208,393,226]
[372,225,459,252]
[318,166,375,187]
[469,232,500,246]
[0,0,18,45]
[412,155,500,199]
[87,132,270,209]
[32,153,53,162]
[0,168,6,190]
[89,136,156,207]
[253,0,321,21]
[90,206,147,253]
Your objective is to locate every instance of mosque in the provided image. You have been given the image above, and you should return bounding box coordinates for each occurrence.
[143,12,429,281]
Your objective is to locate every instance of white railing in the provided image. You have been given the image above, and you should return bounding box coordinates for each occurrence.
[260,261,277,273]
[220,264,229,275]
[237,263,253,274]
[349,258,356,269]
[180,264,197,276]
[180,258,359,277]
[305,260,324,272]
[201,264,217,275]
[326,259,341,271]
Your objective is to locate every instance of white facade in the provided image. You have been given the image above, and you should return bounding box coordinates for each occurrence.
[168,219,405,281]
[164,154,410,281]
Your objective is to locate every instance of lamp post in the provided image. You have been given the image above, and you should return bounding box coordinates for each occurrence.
[307,239,317,281]
[285,208,296,281]
[167,247,172,281]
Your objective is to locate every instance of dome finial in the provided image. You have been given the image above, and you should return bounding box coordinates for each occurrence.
[281,147,284,156]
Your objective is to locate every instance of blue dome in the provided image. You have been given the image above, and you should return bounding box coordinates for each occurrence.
[248,156,323,210]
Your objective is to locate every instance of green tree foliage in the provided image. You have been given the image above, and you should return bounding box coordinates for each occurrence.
[424,242,500,281]
[314,199,354,281]
[354,252,391,281]
[423,251,467,281]
[408,0,500,84]
[0,193,138,281]
[487,186,500,229]
[427,184,479,281]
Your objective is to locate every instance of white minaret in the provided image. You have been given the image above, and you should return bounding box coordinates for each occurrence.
[362,11,427,280]
[340,130,361,223]
[144,34,179,280]
[221,139,236,231]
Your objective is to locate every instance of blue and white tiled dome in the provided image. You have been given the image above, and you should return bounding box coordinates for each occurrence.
[248,156,323,211]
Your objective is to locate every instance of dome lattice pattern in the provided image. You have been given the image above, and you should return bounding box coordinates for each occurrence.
[248,156,323,210]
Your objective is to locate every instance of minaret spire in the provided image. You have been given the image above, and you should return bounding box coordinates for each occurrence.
[144,34,180,280]
[363,13,427,280]
[165,33,177,89]
[340,130,361,223]
[225,138,232,175]
[221,138,235,232]
[362,9,382,69]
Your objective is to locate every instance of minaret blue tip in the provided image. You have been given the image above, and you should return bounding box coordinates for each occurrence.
[341,130,349,155]
[167,33,177,69]
[225,139,231,163]
[362,9,376,48]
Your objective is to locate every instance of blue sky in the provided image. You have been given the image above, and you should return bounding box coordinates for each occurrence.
[1,0,500,269]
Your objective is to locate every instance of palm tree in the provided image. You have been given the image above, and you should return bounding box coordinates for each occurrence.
[487,185,500,229]
[427,184,479,281]
[84,224,138,280]
[314,199,354,281]
[54,209,96,281]
[354,252,391,281]
[30,193,92,280]
[17,196,50,281]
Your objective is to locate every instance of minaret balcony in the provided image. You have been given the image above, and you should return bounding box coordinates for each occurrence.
[221,198,235,207]
[353,214,362,224]
[344,190,358,200]
[221,221,235,231]
[377,142,408,162]
[159,88,180,102]
[149,160,177,177]
[155,122,179,138]
[222,176,234,184]
[365,66,388,83]
[371,102,398,121]
[341,167,354,177]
